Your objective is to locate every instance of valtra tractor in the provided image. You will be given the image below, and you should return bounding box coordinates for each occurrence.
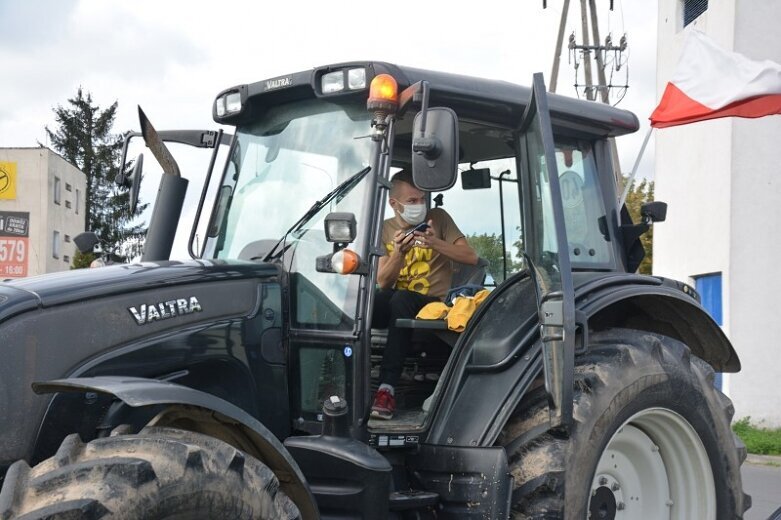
[0,62,748,519]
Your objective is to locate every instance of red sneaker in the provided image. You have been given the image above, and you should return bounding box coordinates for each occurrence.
[371,389,396,420]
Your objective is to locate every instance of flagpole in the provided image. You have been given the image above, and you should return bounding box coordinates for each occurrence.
[619,127,653,208]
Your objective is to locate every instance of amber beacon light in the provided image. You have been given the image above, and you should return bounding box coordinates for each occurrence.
[367,74,399,113]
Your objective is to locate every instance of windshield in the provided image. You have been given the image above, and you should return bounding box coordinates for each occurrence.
[206,98,374,330]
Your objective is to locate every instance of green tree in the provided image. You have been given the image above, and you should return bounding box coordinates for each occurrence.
[71,250,96,269]
[45,88,146,261]
[467,233,522,283]
[623,177,655,274]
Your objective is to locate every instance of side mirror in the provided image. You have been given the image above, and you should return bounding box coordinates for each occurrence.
[73,232,100,254]
[412,107,459,191]
[115,153,143,214]
[128,153,143,214]
[641,201,667,223]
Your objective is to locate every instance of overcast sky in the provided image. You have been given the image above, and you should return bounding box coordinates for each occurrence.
[0,0,659,256]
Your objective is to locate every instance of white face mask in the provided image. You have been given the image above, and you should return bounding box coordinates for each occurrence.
[398,203,427,225]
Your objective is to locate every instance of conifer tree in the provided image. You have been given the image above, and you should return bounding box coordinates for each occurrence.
[45,88,146,261]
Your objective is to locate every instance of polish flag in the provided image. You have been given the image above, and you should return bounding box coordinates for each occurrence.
[650,30,781,128]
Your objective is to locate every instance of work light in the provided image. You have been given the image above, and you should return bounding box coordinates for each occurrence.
[322,71,345,94]
[348,68,367,90]
[215,90,243,118]
[324,212,357,243]
[225,92,242,114]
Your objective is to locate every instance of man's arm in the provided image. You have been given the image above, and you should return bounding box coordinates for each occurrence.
[377,230,415,289]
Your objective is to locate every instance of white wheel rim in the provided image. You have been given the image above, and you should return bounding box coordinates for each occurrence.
[588,407,716,520]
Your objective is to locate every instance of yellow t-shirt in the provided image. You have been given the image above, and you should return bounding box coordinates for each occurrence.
[382,208,465,300]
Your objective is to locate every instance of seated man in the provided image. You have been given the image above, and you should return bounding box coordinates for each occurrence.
[371,170,478,419]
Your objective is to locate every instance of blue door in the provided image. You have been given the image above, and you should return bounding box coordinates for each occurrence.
[694,273,722,390]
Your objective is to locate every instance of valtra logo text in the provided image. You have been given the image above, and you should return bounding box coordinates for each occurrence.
[128,296,203,325]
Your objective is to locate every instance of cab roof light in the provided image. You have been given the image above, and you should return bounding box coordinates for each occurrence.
[215,97,226,117]
[367,74,398,110]
[225,92,242,114]
[215,90,243,118]
[322,71,345,94]
[347,68,366,90]
[321,68,367,94]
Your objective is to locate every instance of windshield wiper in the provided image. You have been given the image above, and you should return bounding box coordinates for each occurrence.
[262,166,372,262]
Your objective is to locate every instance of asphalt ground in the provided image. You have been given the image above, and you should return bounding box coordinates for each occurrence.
[743,455,781,519]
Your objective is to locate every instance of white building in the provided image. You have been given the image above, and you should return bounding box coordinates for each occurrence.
[654,1,781,426]
[0,148,87,278]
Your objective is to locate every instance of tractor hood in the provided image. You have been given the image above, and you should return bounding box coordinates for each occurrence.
[0,260,279,322]
[0,259,285,466]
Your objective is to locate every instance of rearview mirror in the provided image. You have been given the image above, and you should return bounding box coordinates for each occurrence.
[73,232,99,254]
[128,153,143,214]
[115,153,143,214]
[412,107,459,191]
[641,201,667,223]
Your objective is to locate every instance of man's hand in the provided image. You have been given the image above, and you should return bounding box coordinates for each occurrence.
[393,229,416,256]
[412,220,439,249]
[414,219,478,265]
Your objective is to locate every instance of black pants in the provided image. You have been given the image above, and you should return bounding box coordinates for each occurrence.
[372,289,439,387]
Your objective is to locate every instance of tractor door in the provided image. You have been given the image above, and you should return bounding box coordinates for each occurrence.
[518,73,577,429]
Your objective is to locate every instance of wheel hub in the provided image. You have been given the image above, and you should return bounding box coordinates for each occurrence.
[589,486,617,519]
[589,473,624,519]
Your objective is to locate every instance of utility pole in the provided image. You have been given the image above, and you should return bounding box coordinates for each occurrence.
[546,0,627,103]
[579,0,595,100]
[544,0,629,194]
[550,0,571,93]
[588,0,610,103]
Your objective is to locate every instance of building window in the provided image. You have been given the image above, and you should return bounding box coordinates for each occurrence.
[75,189,80,214]
[54,177,61,205]
[53,230,61,259]
[64,234,71,243]
[65,183,72,192]
[63,255,70,263]
[65,200,72,209]
[683,0,708,27]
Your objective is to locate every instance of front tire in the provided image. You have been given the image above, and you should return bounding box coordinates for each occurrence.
[497,328,749,519]
[0,426,299,520]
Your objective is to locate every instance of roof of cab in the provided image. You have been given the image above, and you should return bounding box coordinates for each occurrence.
[231,61,640,137]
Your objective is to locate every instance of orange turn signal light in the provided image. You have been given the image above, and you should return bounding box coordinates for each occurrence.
[367,74,399,112]
[331,249,361,275]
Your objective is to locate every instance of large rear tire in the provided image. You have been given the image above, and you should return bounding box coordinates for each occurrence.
[0,426,299,520]
[497,328,750,519]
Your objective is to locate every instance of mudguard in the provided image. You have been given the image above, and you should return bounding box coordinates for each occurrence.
[576,274,741,372]
[33,376,319,520]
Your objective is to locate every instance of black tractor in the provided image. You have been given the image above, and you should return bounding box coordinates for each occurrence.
[0,62,749,519]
